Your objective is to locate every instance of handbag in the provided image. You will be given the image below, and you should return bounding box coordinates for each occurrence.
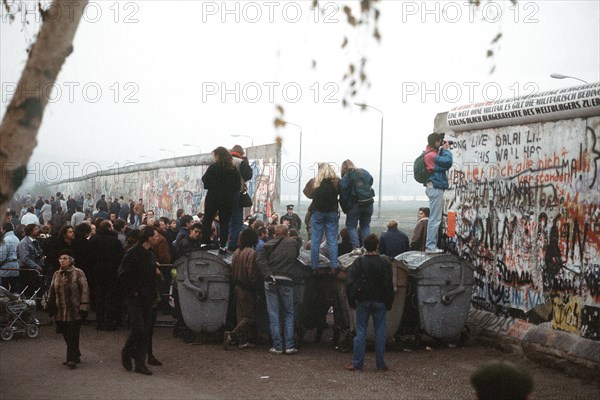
[240,191,253,208]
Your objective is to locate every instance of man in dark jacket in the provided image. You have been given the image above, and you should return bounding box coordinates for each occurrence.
[345,233,394,371]
[378,219,409,258]
[88,220,125,331]
[118,226,161,375]
[256,224,301,354]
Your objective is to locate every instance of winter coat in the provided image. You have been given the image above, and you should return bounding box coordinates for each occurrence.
[303,178,339,213]
[88,231,125,280]
[17,236,44,271]
[0,231,20,278]
[117,244,158,303]
[231,247,259,290]
[424,146,452,189]
[152,233,171,264]
[410,218,428,251]
[339,168,374,213]
[47,265,90,322]
[202,163,241,207]
[256,237,301,281]
[345,254,394,310]
[378,227,409,258]
[232,153,253,191]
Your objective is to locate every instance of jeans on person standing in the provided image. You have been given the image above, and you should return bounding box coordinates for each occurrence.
[264,280,294,351]
[310,210,339,270]
[345,202,374,249]
[352,300,387,370]
[227,192,243,250]
[425,187,444,250]
[134,214,141,228]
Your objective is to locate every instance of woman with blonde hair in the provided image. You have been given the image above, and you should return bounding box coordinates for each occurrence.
[303,162,340,272]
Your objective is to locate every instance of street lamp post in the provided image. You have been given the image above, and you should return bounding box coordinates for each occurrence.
[158,148,176,158]
[230,134,254,147]
[282,121,303,212]
[355,103,384,219]
[550,73,589,84]
[182,143,202,153]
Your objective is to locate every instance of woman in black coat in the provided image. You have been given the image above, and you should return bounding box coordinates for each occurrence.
[201,147,241,253]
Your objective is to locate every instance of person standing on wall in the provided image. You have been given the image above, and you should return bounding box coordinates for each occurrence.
[200,147,241,254]
[423,133,453,254]
[339,159,375,256]
[227,145,253,252]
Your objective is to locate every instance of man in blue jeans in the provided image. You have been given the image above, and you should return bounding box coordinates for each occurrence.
[345,234,394,371]
[256,224,301,354]
[339,159,375,256]
[423,133,453,254]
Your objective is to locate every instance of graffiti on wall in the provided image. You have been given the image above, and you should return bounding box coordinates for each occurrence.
[53,153,280,221]
[447,117,600,340]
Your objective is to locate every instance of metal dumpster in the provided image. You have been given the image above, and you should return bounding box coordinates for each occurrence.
[296,249,346,345]
[337,253,409,342]
[174,250,232,334]
[395,251,475,342]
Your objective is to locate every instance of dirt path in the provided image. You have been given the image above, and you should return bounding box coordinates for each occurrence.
[1,322,598,400]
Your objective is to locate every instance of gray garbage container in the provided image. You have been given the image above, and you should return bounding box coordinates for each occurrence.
[174,250,232,334]
[395,251,474,341]
[337,253,409,342]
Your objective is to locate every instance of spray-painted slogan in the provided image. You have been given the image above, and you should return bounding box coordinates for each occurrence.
[447,116,600,340]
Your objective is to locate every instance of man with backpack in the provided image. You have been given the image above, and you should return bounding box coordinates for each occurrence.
[339,159,375,256]
[421,133,452,254]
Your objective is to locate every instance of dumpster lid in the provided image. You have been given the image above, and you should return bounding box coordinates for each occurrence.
[394,251,474,271]
[338,253,408,273]
[297,248,331,268]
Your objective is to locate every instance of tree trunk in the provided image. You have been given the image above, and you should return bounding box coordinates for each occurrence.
[0,0,88,219]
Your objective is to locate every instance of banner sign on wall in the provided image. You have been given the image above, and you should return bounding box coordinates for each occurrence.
[446,82,600,131]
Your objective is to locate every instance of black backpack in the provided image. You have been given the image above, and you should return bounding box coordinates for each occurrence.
[414,150,435,184]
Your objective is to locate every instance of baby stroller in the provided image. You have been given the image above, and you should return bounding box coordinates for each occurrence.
[0,285,41,341]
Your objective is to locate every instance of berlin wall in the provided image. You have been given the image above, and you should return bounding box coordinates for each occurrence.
[49,143,281,220]
[434,82,600,342]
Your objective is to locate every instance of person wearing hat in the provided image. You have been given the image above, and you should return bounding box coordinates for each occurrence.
[46,248,90,369]
[280,205,302,231]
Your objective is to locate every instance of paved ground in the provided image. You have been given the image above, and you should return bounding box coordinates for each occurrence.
[1,321,598,400]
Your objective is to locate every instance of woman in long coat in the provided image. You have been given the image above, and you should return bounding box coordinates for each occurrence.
[46,249,90,369]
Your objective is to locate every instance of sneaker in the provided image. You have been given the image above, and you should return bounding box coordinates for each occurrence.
[218,247,227,255]
[269,347,283,355]
[223,331,231,350]
[238,342,255,349]
[345,364,362,371]
[285,348,298,355]
[377,365,389,371]
[425,248,444,254]
[349,248,364,256]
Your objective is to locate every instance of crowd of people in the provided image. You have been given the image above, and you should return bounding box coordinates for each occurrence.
[0,139,448,376]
